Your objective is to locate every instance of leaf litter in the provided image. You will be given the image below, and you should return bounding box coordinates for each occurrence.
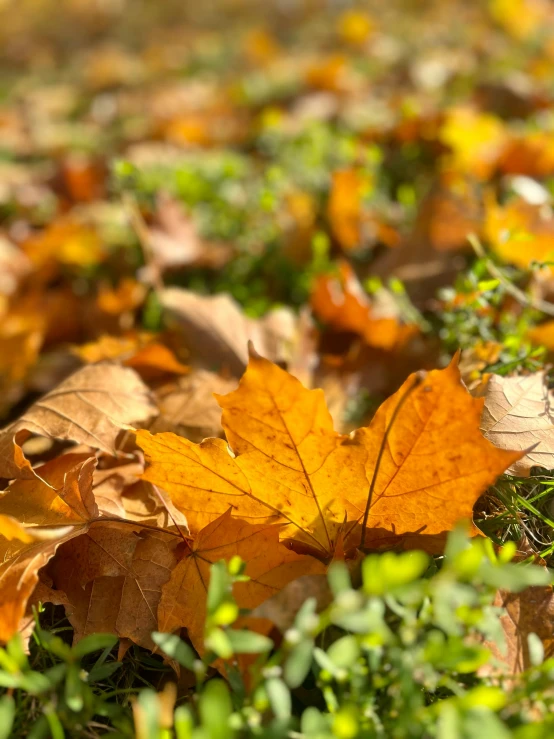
[3,0,554,683]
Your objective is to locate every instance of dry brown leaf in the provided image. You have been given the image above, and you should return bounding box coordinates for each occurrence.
[157,509,325,652]
[0,363,157,479]
[251,574,332,633]
[486,586,554,674]
[47,526,181,649]
[93,460,188,531]
[150,369,237,442]
[0,453,97,642]
[161,287,302,376]
[481,371,554,475]
[138,351,519,558]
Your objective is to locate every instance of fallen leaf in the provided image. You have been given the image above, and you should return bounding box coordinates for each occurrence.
[0,363,157,479]
[280,190,317,265]
[338,10,374,45]
[22,218,105,272]
[439,107,507,180]
[499,133,554,178]
[305,55,347,92]
[58,153,106,204]
[74,333,155,364]
[138,351,519,558]
[489,0,548,40]
[458,341,502,393]
[311,261,418,351]
[242,27,280,65]
[528,320,554,351]
[484,195,554,269]
[157,509,325,652]
[0,302,45,412]
[74,332,188,377]
[251,574,332,633]
[327,169,366,251]
[47,526,181,649]
[0,235,30,297]
[0,454,97,642]
[486,586,554,673]
[93,459,188,530]
[412,179,482,253]
[125,342,189,379]
[150,369,237,442]
[161,287,302,375]
[481,371,554,475]
[96,278,147,316]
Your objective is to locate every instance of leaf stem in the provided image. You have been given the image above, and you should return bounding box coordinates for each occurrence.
[359,371,426,551]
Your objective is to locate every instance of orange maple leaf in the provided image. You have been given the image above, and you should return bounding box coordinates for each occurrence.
[157,509,325,653]
[137,351,520,559]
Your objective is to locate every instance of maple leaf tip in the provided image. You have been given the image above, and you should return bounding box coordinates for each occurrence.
[247,340,262,360]
[450,348,462,366]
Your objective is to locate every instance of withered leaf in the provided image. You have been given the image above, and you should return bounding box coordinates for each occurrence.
[48,526,181,649]
[150,369,237,442]
[92,459,188,530]
[0,363,157,479]
[161,287,301,376]
[481,371,554,475]
[138,352,519,558]
[0,453,97,642]
[486,586,554,674]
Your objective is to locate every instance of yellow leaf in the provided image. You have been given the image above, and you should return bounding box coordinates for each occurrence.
[23,219,105,269]
[440,108,507,179]
[489,0,548,40]
[484,194,554,269]
[338,10,374,46]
